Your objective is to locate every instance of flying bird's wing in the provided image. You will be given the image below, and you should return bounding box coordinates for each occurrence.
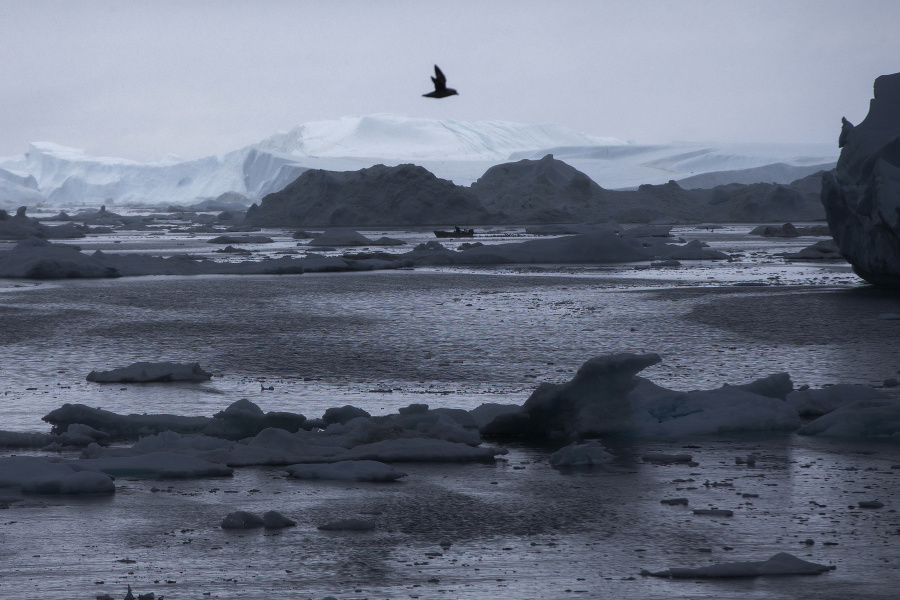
[431,65,447,91]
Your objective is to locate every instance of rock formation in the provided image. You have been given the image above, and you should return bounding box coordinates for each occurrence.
[246,163,490,227]
[821,72,900,286]
[246,155,827,227]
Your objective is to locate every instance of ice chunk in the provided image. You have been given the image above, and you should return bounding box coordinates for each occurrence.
[262,511,297,528]
[285,460,407,482]
[322,405,371,425]
[0,236,121,278]
[480,353,662,438]
[549,441,614,467]
[0,430,54,448]
[641,552,834,578]
[308,228,382,247]
[798,399,900,437]
[692,508,734,517]
[221,511,265,529]
[74,452,234,479]
[43,403,210,440]
[23,470,116,495]
[0,456,115,495]
[481,354,801,438]
[205,399,306,440]
[786,384,887,417]
[86,361,212,383]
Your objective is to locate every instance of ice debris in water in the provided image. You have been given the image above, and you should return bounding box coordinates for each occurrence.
[480,352,900,438]
[285,460,407,482]
[221,510,265,529]
[549,441,614,467]
[86,361,212,383]
[221,510,295,529]
[0,457,115,495]
[641,552,835,578]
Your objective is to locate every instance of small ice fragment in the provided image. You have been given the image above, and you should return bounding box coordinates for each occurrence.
[221,511,264,529]
[660,498,689,506]
[262,510,296,528]
[693,509,734,517]
[642,453,693,464]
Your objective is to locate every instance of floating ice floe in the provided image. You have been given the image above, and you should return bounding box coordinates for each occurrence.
[0,237,411,279]
[221,510,296,529]
[73,452,233,479]
[86,361,212,383]
[64,399,506,466]
[797,399,900,437]
[285,460,407,482]
[641,552,834,578]
[43,403,210,440]
[308,228,404,247]
[786,384,888,417]
[44,398,310,442]
[480,353,800,439]
[0,456,115,495]
[782,239,843,260]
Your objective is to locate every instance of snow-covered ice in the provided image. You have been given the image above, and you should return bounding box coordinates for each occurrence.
[0,115,839,209]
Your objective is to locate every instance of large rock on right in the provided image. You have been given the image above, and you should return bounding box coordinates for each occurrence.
[821,72,900,287]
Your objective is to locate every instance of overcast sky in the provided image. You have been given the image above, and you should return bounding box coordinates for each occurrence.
[2,0,898,162]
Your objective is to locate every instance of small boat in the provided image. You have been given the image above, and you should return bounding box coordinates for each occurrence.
[434,226,475,238]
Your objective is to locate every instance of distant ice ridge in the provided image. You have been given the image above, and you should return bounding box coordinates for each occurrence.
[0,114,838,208]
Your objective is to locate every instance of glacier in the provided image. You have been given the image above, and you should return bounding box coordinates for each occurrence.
[0,114,838,210]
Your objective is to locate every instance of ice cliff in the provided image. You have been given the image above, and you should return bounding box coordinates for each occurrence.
[821,72,900,287]
[0,115,837,210]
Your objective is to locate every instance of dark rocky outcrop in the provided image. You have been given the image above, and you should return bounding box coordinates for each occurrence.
[246,163,490,227]
[471,154,608,223]
[821,72,900,287]
[246,156,828,227]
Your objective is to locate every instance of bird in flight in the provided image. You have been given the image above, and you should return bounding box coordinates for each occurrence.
[423,65,458,98]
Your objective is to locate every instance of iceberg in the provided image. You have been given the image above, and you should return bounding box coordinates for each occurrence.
[821,72,900,286]
[0,115,837,210]
[481,353,801,439]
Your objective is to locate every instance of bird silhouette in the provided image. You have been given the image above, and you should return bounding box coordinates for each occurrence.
[423,65,458,98]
